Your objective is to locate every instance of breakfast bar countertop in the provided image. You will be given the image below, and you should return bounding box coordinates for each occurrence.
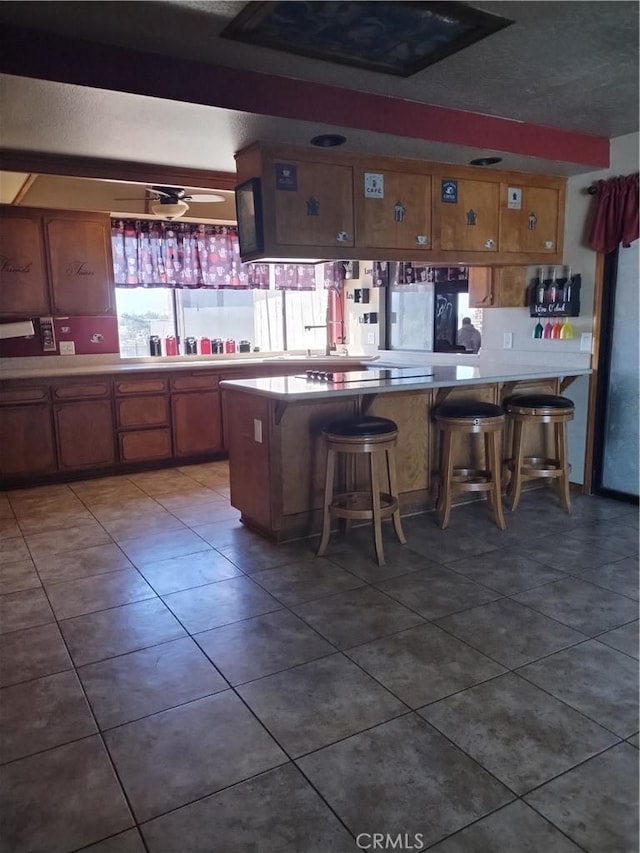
[219,363,592,401]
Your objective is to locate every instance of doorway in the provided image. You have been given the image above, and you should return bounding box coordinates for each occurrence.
[592,242,639,501]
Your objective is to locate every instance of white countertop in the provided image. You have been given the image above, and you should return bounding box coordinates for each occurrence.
[0,355,369,381]
[220,363,591,401]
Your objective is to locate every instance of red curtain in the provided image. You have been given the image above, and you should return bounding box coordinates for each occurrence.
[588,173,639,254]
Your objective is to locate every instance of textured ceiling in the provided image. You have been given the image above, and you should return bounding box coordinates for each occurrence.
[0,1,637,184]
[0,0,637,138]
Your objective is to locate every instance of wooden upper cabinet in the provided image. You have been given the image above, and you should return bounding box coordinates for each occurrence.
[45,214,115,315]
[273,160,354,248]
[355,170,431,251]
[0,211,50,316]
[499,184,562,254]
[235,143,566,264]
[435,178,500,253]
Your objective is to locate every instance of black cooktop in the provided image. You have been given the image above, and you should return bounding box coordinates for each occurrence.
[295,367,434,383]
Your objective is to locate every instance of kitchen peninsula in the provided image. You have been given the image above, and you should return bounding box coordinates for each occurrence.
[221,362,591,542]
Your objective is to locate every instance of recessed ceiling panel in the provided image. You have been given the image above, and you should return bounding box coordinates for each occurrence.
[221,1,512,77]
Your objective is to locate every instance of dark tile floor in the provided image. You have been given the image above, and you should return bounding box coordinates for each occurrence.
[0,462,638,852]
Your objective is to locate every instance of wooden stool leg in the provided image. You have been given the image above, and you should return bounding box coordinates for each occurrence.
[558,421,572,514]
[508,420,525,511]
[439,429,454,530]
[484,432,494,511]
[317,447,336,556]
[386,447,406,545]
[369,452,385,566]
[490,430,507,530]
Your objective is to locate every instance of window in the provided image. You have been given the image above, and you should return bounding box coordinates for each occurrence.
[115,273,329,357]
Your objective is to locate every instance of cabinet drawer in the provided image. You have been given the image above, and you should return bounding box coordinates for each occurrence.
[116,395,169,429]
[0,385,49,405]
[170,373,220,392]
[53,380,111,400]
[115,376,168,396]
[119,428,172,462]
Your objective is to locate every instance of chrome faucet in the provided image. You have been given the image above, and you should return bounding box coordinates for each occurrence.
[304,324,332,356]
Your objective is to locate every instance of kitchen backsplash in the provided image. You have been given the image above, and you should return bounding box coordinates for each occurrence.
[0,316,119,358]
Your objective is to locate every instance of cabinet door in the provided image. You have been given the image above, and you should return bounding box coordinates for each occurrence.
[116,395,169,429]
[273,160,354,248]
[356,171,431,251]
[119,428,172,462]
[436,179,499,253]
[54,399,116,469]
[500,185,561,254]
[171,391,223,457]
[0,405,57,478]
[45,215,115,315]
[468,268,494,308]
[0,213,50,316]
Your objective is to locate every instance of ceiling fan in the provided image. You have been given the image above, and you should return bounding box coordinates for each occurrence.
[115,185,225,219]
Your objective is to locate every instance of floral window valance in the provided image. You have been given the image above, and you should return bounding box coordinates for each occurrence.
[111,220,346,291]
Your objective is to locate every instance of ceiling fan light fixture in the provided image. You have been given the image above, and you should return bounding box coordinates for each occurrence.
[151,199,189,220]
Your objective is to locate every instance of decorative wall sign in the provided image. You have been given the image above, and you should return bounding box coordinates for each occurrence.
[529,273,581,317]
[275,163,298,191]
[528,212,538,230]
[466,209,477,225]
[441,179,458,203]
[394,201,406,222]
[306,197,320,216]
[507,187,522,209]
[364,173,384,198]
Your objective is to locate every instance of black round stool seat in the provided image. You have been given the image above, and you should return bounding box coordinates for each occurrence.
[322,416,398,437]
[435,401,504,420]
[506,394,574,411]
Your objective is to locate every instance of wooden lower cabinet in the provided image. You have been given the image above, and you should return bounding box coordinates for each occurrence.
[0,404,57,478]
[171,391,223,457]
[119,428,172,462]
[54,399,116,469]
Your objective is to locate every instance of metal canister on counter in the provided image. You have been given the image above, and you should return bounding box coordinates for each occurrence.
[185,337,198,355]
[224,339,236,354]
[199,337,212,355]
[211,338,224,354]
[164,336,178,356]
[238,340,251,353]
[149,335,161,356]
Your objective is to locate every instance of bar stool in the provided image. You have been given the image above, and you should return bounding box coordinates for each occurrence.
[317,416,406,566]
[434,401,506,530]
[505,394,575,513]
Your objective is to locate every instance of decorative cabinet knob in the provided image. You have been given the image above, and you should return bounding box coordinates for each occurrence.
[336,232,349,242]
[485,238,495,249]
[416,235,428,245]
[545,241,554,249]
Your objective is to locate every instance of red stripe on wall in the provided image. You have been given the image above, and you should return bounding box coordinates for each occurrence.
[0,25,610,169]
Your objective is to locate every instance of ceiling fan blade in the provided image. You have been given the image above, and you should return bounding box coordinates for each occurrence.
[114,196,155,201]
[185,193,225,203]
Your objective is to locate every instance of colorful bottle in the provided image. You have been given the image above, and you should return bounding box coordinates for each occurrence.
[533,319,544,339]
[543,320,553,339]
[551,320,562,339]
